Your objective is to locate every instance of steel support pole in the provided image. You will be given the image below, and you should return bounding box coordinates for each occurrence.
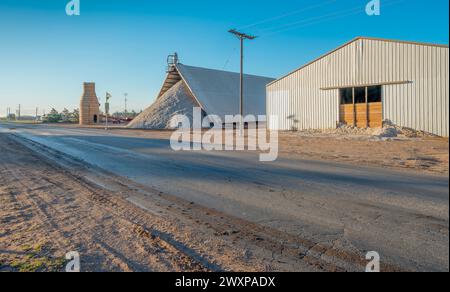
[239,37,244,137]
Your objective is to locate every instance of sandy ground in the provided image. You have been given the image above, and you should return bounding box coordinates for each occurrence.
[0,133,267,272]
[279,133,449,175]
[1,132,388,272]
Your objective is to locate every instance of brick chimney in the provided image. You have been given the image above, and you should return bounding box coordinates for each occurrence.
[79,82,100,125]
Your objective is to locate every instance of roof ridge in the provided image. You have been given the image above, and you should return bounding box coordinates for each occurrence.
[355,36,449,48]
[176,63,275,80]
[267,37,449,87]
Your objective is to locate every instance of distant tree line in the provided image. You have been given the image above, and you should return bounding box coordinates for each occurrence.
[42,108,79,123]
[38,108,141,124]
[112,110,141,120]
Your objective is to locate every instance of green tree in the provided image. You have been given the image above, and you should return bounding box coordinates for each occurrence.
[70,109,79,123]
[43,108,62,123]
[61,108,70,122]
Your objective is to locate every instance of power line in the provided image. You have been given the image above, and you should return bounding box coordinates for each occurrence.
[260,0,405,38]
[237,0,338,31]
[260,4,364,34]
[263,7,364,36]
[222,47,238,70]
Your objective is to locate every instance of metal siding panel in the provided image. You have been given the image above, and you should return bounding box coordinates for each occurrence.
[432,46,437,135]
[267,39,449,136]
[414,44,420,132]
[445,48,449,137]
[406,44,412,129]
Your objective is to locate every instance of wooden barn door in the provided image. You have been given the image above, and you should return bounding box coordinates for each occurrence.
[339,86,382,128]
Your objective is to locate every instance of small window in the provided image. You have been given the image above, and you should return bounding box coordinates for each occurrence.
[354,87,366,104]
[368,86,382,103]
[339,88,353,104]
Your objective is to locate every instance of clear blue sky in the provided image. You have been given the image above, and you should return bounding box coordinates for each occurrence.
[0,0,448,116]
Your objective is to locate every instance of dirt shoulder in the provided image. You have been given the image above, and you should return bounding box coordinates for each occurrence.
[279,133,449,175]
[0,133,264,272]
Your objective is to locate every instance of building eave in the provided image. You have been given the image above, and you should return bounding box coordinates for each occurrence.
[267,37,449,87]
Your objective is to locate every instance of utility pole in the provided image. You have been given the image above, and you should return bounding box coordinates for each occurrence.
[35,107,38,123]
[105,92,111,130]
[124,93,128,115]
[228,29,256,137]
[18,104,21,121]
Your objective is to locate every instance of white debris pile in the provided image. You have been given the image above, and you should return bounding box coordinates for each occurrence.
[296,122,434,139]
[372,121,434,138]
[128,81,198,129]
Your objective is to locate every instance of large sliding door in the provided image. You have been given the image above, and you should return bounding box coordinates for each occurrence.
[339,88,354,126]
[339,86,382,128]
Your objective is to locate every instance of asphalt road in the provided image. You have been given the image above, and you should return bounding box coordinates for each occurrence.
[1,123,448,271]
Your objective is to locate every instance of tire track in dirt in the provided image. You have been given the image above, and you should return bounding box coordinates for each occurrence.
[5,132,407,272]
[0,133,219,271]
[9,133,265,272]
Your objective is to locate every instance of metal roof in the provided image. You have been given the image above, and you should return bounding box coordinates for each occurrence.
[157,63,275,119]
[267,37,449,87]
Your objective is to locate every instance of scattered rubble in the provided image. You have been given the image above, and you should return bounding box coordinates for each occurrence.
[294,121,436,140]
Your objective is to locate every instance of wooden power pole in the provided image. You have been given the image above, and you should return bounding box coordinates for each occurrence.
[228,29,256,137]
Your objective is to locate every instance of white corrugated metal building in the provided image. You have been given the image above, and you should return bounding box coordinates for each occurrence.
[267,37,449,137]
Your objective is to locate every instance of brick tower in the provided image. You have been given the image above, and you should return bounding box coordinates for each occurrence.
[79,82,100,125]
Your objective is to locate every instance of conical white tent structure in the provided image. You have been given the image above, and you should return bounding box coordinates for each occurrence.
[128,63,274,129]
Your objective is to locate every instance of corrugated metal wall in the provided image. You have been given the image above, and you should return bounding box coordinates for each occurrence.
[267,38,449,137]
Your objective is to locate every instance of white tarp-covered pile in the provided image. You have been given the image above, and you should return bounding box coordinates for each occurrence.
[128,63,275,129]
[127,80,198,129]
